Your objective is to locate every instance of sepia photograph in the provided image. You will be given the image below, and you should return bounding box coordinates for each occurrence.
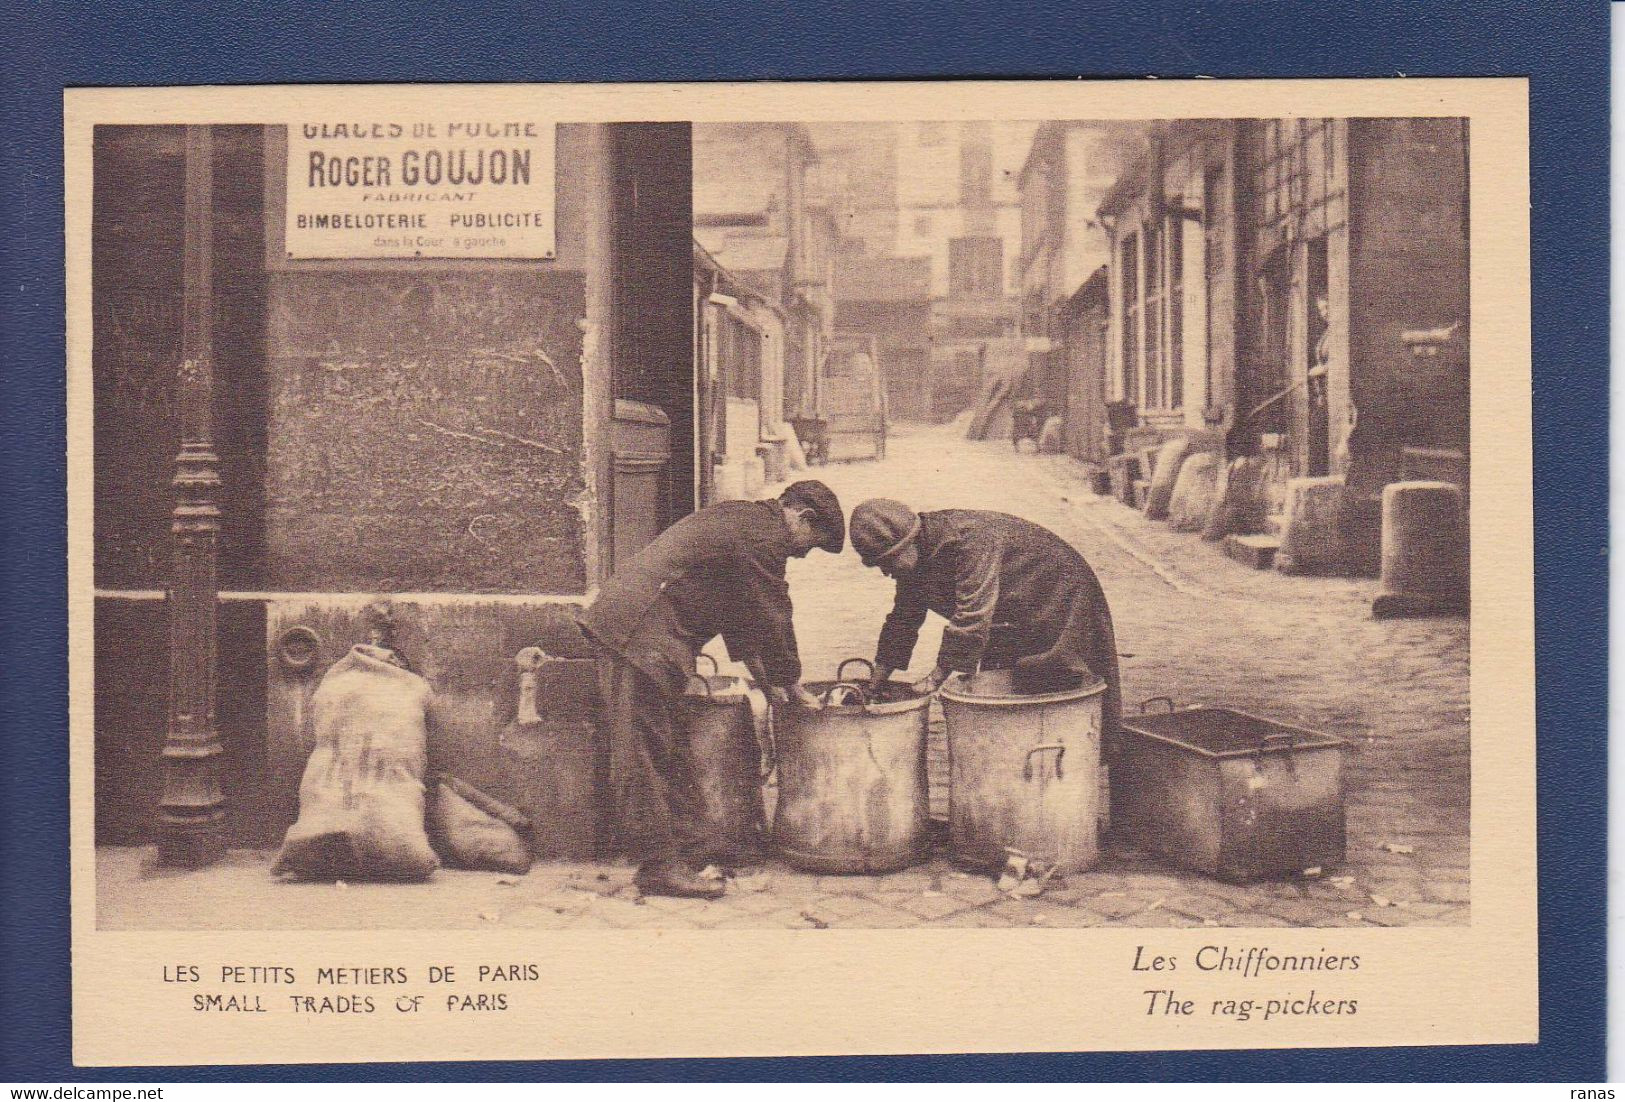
[90,113,1469,932]
[63,79,1533,1063]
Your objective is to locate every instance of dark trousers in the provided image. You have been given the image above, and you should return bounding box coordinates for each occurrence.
[597,656,707,864]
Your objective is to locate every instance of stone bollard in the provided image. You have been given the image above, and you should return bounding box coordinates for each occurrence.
[1202,456,1267,541]
[1167,452,1220,532]
[1371,480,1468,618]
[1144,438,1193,520]
[1037,415,1065,454]
[1276,476,1347,575]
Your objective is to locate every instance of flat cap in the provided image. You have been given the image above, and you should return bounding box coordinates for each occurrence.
[850,498,921,567]
[780,480,846,554]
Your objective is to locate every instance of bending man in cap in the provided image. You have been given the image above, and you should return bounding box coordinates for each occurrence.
[577,481,844,899]
[850,500,1121,751]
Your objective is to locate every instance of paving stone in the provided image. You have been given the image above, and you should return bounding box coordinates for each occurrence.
[1304,882,1362,903]
[1422,880,1471,904]
[1361,907,1416,927]
[862,889,925,910]
[1083,893,1147,920]
[1130,909,1203,928]
[1396,901,1460,920]
[874,870,938,893]
[719,890,795,915]
[639,895,726,919]
[819,900,917,929]
[1262,899,1334,925]
[1162,893,1236,921]
[924,908,1009,928]
[708,912,784,930]
[1221,911,1294,928]
[940,876,1002,906]
[896,893,971,920]
[1064,872,1131,895]
[819,875,881,893]
[526,889,596,914]
[502,905,581,929]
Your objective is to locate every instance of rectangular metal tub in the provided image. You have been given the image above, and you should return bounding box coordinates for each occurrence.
[1113,705,1347,883]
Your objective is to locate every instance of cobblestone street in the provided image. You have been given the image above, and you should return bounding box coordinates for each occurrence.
[98,421,1469,931]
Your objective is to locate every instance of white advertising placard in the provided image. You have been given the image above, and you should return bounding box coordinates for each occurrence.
[284,118,556,259]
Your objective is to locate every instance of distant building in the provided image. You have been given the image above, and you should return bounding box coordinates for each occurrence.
[807,121,1036,426]
[832,249,932,422]
[806,122,901,259]
[693,123,834,428]
[1017,121,1151,456]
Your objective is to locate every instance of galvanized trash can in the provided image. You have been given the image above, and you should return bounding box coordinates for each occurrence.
[680,654,768,863]
[939,668,1107,875]
[1113,698,1347,882]
[772,659,931,874]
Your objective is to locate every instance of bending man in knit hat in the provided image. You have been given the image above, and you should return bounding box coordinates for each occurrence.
[578,481,845,899]
[849,500,1121,751]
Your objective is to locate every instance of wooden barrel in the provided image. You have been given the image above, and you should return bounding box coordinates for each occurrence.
[772,671,930,874]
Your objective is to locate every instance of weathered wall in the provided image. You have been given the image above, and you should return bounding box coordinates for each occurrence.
[265,271,589,593]
[96,599,271,845]
[1347,118,1470,469]
[263,599,599,849]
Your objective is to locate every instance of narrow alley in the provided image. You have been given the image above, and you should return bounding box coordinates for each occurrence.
[99,423,1469,932]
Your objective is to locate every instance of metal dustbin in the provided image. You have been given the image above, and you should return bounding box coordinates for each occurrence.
[772,659,931,874]
[680,655,768,861]
[940,668,1107,875]
[1113,698,1347,882]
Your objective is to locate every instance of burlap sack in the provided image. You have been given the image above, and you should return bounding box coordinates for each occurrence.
[428,776,532,875]
[272,644,439,881]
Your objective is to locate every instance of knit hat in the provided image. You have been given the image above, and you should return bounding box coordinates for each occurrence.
[780,480,846,554]
[850,499,922,567]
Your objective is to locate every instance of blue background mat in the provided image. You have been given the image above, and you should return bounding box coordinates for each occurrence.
[1,0,1607,1081]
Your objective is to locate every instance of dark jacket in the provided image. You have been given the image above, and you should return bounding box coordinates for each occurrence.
[875,509,1121,743]
[578,499,802,695]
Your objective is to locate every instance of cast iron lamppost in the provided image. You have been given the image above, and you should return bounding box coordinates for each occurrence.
[158,125,227,866]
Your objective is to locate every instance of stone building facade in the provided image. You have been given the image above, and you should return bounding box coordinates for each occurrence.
[92,122,693,846]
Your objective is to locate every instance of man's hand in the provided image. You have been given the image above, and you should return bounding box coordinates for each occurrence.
[791,682,824,710]
[912,666,951,695]
[869,665,895,694]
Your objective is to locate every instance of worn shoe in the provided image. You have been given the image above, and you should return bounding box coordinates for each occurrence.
[634,859,726,900]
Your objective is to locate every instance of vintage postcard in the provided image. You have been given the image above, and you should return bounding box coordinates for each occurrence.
[66,78,1532,1065]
